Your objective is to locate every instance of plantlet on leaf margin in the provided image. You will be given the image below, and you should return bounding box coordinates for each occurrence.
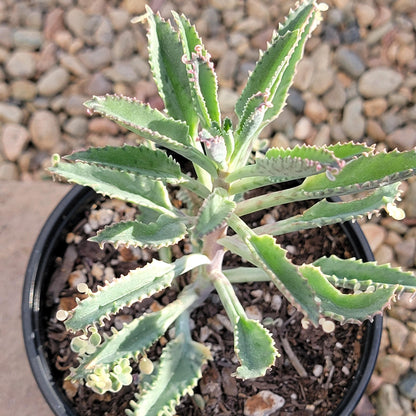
[49,1,416,415]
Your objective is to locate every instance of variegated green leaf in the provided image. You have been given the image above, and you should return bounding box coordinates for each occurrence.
[84,95,217,177]
[300,264,396,324]
[66,145,183,183]
[49,161,174,216]
[250,183,401,236]
[235,149,416,216]
[213,273,277,379]
[325,142,374,160]
[85,95,190,145]
[64,254,210,332]
[235,2,316,118]
[300,149,416,197]
[193,188,236,239]
[66,144,210,199]
[227,145,341,192]
[146,7,198,132]
[234,316,278,379]
[68,283,204,383]
[247,234,320,326]
[127,334,211,416]
[314,255,416,294]
[263,4,320,125]
[232,2,321,170]
[231,92,271,169]
[90,215,188,249]
[173,12,220,127]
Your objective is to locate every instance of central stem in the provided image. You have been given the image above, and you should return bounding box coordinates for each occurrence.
[201,224,228,279]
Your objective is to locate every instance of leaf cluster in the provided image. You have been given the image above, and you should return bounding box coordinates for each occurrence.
[49,2,416,415]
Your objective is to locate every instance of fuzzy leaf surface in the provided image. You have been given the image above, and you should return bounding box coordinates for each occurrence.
[194,189,236,239]
[230,2,318,169]
[85,95,190,145]
[213,275,277,379]
[227,145,340,190]
[50,162,174,215]
[251,184,400,236]
[68,285,202,382]
[247,234,320,325]
[235,150,416,216]
[65,254,210,332]
[173,12,220,127]
[90,215,188,249]
[263,4,319,124]
[301,150,416,197]
[235,2,316,118]
[234,316,278,379]
[146,8,198,130]
[314,255,416,294]
[66,145,183,183]
[300,265,396,324]
[235,2,319,133]
[232,93,271,168]
[325,142,373,160]
[84,95,216,176]
[127,334,211,416]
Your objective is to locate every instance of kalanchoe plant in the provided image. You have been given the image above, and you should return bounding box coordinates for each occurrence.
[50,1,416,415]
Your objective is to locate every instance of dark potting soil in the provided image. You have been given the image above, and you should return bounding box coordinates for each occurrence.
[44,190,363,416]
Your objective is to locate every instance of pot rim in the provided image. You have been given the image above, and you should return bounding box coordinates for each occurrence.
[22,185,383,416]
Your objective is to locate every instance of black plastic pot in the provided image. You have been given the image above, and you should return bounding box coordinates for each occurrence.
[22,185,383,416]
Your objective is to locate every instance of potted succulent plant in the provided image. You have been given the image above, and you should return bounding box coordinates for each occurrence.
[23,1,416,415]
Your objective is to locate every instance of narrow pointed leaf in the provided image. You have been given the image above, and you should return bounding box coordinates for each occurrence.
[194,188,236,239]
[300,265,396,324]
[174,12,220,127]
[66,145,183,183]
[68,284,203,382]
[146,8,198,130]
[127,334,211,416]
[301,150,416,197]
[231,93,270,168]
[90,215,188,249]
[235,1,319,122]
[314,255,416,294]
[227,144,340,187]
[235,150,416,216]
[84,95,190,145]
[247,234,320,325]
[263,4,320,124]
[326,142,374,160]
[49,161,174,215]
[251,184,401,236]
[231,3,321,169]
[235,29,300,119]
[65,254,210,332]
[84,95,217,176]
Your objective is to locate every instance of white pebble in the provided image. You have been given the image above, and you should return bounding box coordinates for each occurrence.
[271,294,282,312]
[313,364,323,377]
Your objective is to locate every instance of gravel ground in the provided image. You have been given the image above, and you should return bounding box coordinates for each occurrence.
[1,0,416,414]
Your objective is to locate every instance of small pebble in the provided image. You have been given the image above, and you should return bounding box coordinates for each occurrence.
[68,270,87,288]
[244,391,285,416]
[359,68,403,98]
[313,364,323,377]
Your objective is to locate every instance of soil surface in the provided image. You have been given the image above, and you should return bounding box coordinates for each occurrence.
[44,190,364,416]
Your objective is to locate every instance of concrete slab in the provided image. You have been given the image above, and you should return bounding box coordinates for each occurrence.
[0,180,70,416]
